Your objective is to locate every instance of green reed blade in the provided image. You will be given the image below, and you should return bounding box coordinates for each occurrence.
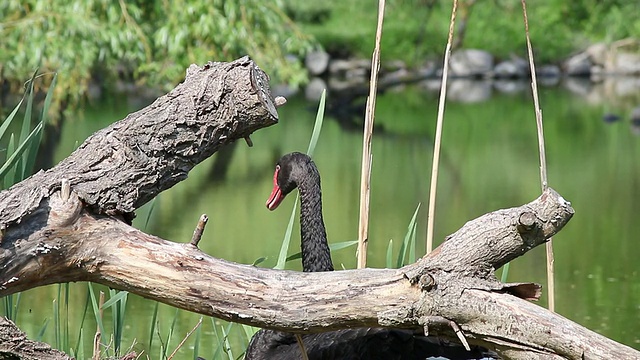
[4,134,15,189]
[386,239,394,268]
[275,199,298,270]
[397,203,421,268]
[306,89,326,157]
[286,240,358,262]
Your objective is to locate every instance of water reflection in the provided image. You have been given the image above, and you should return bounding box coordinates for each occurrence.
[11,78,640,356]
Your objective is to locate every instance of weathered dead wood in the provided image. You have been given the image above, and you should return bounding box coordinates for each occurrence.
[0,56,277,229]
[0,317,71,360]
[0,58,638,360]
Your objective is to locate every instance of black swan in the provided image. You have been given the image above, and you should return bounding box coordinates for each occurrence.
[245,152,496,360]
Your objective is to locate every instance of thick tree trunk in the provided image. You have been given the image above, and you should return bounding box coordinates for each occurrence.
[0,57,638,360]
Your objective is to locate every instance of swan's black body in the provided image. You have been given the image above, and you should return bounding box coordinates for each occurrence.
[246,152,496,360]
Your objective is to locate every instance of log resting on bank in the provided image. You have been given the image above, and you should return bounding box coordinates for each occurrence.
[0,57,638,360]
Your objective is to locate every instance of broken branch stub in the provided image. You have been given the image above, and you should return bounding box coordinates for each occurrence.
[406,188,574,284]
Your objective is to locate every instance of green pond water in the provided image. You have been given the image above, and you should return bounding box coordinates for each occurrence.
[4,80,640,358]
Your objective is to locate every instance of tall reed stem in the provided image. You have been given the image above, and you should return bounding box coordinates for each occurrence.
[426,0,458,254]
[357,0,386,269]
[521,0,554,312]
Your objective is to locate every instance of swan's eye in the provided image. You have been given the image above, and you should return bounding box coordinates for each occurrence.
[273,165,281,185]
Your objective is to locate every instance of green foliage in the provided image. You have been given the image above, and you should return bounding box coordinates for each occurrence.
[0,0,315,109]
[87,284,108,354]
[148,301,160,353]
[0,72,56,186]
[147,0,313,89]
[286,0,640,65]
[306,89,326,157]
[104,289,129,355]
[286,240,359,262]
[86,285,134,357]
[1,72,55,324]
[386,204,420,269]
[211,320,235,360]
[3,0,636,113]
[2,292,20,321]
[275,201,299,270]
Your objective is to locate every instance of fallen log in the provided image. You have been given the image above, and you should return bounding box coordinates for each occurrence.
[0,57,637,360]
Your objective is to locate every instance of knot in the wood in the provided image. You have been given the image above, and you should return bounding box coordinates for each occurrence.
[517,211,537,233]
[419,274,435,291]
[48,187,83,228]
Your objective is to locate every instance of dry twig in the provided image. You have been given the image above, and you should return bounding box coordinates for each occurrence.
[426,0,458,253]
[520,0,554,312]
[357,0,386,268]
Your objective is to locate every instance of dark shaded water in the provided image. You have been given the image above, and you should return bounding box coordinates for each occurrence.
[5,79,640,357]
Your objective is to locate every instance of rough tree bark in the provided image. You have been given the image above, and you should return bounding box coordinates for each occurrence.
[0,317,71,360]
[0,57,638,360]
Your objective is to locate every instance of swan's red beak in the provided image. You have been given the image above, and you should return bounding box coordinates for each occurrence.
[266,166,284,210]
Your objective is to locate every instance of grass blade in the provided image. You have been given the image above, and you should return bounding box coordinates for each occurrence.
[76,328,84,360]
[328,240,359,251]
[240,324,257,346]
[0,97,25,139]
[251,257,267,266]
[164,308,181,358]
[12,157,23,185]
[386,239,393,268]
[2,295,12,319]
[409,222,417,264]
[211,319,223,360]
[19,73,37,178]
[275,199,298,270]
[37,318,50,341]
[74,289,91,354]
[106,289,128,354]
[12,292,21,322]
[24,73,57,177]
[0,121,44,179]
[286,240,358,262]
[397,203,421,268]
[306,89,326,157]
[220,322,234,360]
[501,262,511,283]
[87,283,107,352]
[102,290,129,308]
[4,134,16,189]
[40,73,58,123]
[54,296,60,350]
[143,197,158,231]
[193,317,203,360]
[396,238,407,269]
[64,283,69,353]
[148,301,160,351]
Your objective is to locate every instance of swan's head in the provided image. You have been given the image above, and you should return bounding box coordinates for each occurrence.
[266,152,316,210]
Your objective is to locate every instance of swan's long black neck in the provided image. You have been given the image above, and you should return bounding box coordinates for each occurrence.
[297,168,333,272]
